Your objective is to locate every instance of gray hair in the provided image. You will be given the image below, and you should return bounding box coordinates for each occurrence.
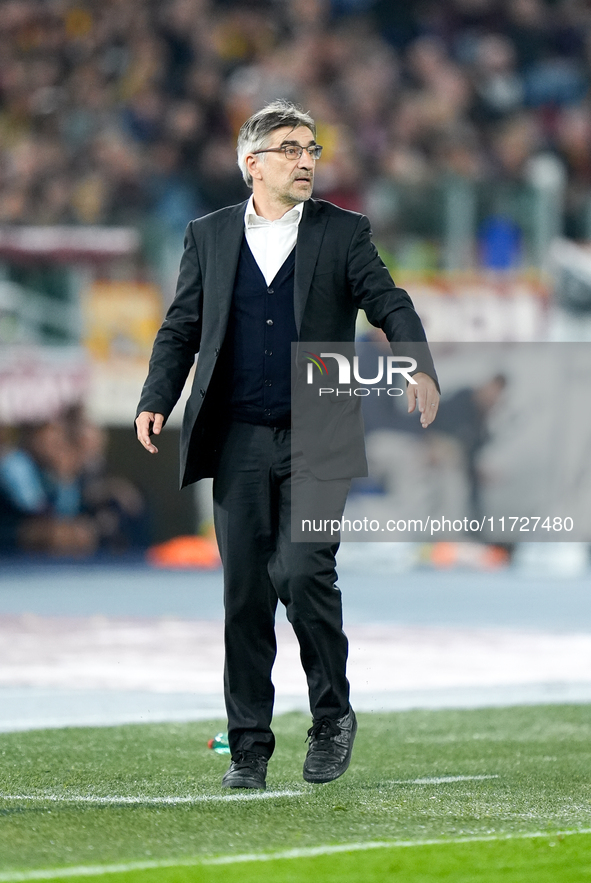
[236,99,317,188]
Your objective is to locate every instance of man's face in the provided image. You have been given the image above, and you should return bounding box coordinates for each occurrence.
[249,126,317,206]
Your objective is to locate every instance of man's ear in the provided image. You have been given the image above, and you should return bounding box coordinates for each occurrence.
[246,154,263,181]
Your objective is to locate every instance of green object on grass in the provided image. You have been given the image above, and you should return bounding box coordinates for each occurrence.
[207,732,230,755]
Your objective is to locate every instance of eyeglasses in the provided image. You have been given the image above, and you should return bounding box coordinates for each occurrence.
[252,143,323,161]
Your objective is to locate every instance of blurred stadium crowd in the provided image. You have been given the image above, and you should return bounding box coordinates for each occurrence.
[2,0,591,563]
[1,0,591,236]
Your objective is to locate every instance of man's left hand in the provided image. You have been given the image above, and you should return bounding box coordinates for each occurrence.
[407,372,440,428]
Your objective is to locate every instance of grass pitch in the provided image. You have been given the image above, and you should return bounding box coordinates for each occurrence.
[0,705,590,881]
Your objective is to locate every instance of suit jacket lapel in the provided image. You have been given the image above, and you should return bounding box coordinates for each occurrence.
[294,199,328,333]
[215,200,247,337]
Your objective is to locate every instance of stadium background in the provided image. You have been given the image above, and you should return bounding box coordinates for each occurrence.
[0,0,591,786]
[2,2,591,879]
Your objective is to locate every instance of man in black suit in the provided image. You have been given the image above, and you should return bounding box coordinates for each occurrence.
[136,100,439,790]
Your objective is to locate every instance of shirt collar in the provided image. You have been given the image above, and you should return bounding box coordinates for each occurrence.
[244,195,304,228]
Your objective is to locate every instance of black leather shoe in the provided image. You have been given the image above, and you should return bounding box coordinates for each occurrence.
[303,707,357,784]
[221,751,268,789]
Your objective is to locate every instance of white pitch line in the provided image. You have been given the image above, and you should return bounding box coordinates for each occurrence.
[0,790,302,806]
[395,775,500,785]
[0,775,496,806]
[1,829,591,882]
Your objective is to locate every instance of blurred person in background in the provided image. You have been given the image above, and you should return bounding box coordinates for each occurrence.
[0,408,149,556]
[356,339,507,527]
[135,99,439,791]
[66,406,151,553]
[0,415,98,556]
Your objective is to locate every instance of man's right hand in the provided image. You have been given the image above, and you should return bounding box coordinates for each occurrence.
[136,411,165,454]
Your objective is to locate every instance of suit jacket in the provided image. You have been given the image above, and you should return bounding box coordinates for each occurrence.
[136,197,437,488]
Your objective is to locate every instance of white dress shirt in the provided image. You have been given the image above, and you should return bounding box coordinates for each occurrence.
[244,195,304,286]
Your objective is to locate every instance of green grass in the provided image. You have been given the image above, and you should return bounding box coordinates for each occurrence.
[1,705,590,881]
[19,833,591,883]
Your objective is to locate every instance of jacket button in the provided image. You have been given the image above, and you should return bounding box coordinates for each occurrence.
[267,287,274,295]
[214,347,220,356]
[266,319,273,325]
[200,389,205,397]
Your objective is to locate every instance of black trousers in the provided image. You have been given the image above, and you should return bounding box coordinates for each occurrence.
[212,421,351,759]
